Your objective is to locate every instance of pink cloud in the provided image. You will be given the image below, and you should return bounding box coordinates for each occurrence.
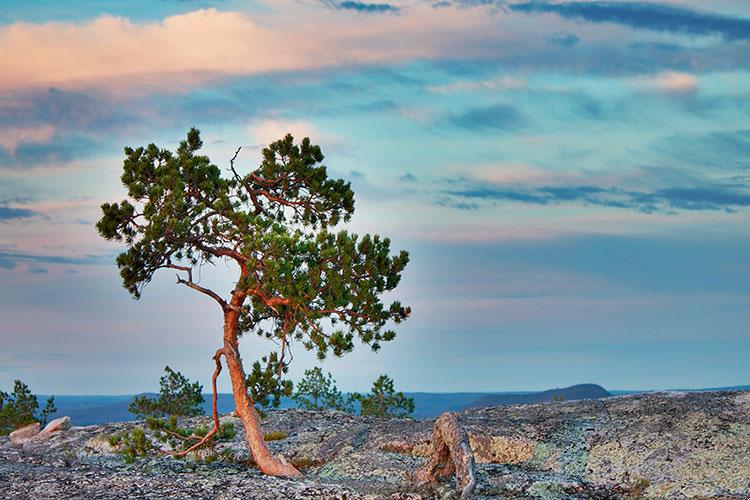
[0,6,551,95]
[638,71,698,94]
[0,125,55,153]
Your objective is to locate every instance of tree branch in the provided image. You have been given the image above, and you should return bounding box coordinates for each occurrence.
[169,264,233,311]
[169,348,226,457]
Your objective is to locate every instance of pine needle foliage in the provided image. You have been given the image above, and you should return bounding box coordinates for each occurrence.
[293,367,352,412]
[129,366,204,418]
[97,129,411,408]
[246,352,293,413]
[0,380,57,435]
[352,374,414,418]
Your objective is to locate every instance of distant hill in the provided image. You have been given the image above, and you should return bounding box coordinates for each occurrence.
[40,383,747,425]
[404,393,496,419]
[465,383,611,409]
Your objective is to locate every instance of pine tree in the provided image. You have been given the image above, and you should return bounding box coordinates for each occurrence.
[293,367,351,412]
[39,397,57,426]
[0,380,57,434]
[352,374,414,418]
[97,129,410,477]
[246,352,293,414]
[129,366,204,418]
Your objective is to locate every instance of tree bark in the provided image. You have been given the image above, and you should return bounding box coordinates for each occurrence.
[223,302,302,478]
[414,412,477,499]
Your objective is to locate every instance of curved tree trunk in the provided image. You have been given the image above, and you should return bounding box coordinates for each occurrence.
[414,412,477,499]
[223,305,302,478]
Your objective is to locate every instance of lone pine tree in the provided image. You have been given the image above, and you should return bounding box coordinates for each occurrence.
[129,366,204,419]
[353,374,414,418]
[293,367,351,412]
[97,129,410,477]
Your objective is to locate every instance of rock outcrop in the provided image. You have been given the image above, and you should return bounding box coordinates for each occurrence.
[41,417,71,434]
[8,423,40,446]
[1,391,748,499]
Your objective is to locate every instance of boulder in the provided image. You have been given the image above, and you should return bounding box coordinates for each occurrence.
[9,422,40,445]
[41,416,71,434]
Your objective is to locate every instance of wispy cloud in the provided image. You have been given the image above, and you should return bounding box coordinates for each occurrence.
[511,1,750,41]
[0,207,38,221]
[443,182,750,213]
[0,125,55,153]
[336,1,400,13]
[637,71,697,94]
[0,251,111,271]
[545,32,580,47]
[449,103,526,130]
[427,76,526,93]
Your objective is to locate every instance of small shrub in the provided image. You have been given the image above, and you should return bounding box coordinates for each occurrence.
[219,421,236,440]
[109,427,153,463]
[290,456,316,469]
[144,415,237,456]
[263,431,288,441]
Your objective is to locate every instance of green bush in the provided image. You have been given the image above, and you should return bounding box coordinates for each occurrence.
[109,427,153,464]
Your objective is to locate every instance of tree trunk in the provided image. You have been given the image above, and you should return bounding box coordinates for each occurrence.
[223,305,302,478]
[414,412,477,499]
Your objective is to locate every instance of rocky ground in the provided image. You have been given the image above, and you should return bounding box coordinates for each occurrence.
[2,391,749,499]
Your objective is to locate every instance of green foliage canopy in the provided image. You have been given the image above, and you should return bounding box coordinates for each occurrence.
[352,374,414,418]
[97,128,410,369]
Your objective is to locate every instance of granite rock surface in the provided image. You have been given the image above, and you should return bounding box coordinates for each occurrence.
[1,391,748,499]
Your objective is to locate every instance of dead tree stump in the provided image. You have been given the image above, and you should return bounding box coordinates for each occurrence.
[414,412,477,499]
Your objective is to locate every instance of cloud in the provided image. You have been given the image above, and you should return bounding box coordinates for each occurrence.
[0,125,55,153]
[245,118,345,153]
[399,172,417,182]
[0,251,110,271]
[336,1,400,13]
[1,4,747,100]
[654,129,750,169]
[511,1,750,41]
[0,7,463,95]
[427,76,526,93]
[449,103,526,130]
[545,33,580,47]
[443,182,750,213]
[638,71,697,94]
[0,207,38,221]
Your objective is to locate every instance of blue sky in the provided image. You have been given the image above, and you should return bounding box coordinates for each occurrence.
[0,0,748,394]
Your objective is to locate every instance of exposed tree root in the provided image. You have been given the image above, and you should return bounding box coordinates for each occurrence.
[414,412,477,499]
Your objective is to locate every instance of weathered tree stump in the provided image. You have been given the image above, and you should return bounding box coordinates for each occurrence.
[414,412,477,499]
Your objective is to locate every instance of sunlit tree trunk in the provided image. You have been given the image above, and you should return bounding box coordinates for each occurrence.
[222,298,302,478]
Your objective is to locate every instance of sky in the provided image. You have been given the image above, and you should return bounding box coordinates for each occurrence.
[0,0,749,395]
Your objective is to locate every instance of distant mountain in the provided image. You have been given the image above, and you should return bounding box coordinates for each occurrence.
[465,383,611,409]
